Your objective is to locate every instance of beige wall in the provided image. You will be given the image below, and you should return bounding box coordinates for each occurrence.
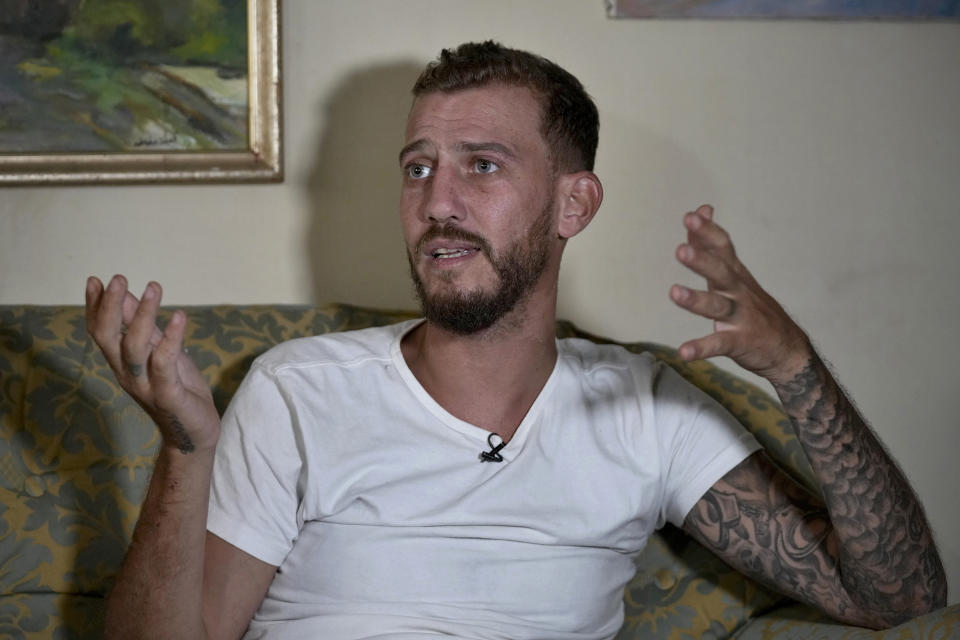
[2,0,958,602]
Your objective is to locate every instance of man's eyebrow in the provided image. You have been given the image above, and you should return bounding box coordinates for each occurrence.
[398,140,518,164]
[456,141,516,159]
[398,139,429,164]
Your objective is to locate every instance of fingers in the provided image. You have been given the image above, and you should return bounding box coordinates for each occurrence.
[672,206,742,363]
[121,282,163,381]
[87,275,128,373]
[683,206,734,257]
[676,243,738,290]
[122,289,166,346]
[670,284,737,323]
[150,310,187,407]
[86,275,169,384]
[84,276,104,334]
[678,205,738,289]
[678,331,734,362]
[121,289,140,326]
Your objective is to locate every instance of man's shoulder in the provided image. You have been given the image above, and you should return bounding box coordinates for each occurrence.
[556,337,684,404]
[557,336,659,374]
[252,319,420,374]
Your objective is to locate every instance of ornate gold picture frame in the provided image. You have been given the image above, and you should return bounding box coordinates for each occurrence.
[0,0,281,185]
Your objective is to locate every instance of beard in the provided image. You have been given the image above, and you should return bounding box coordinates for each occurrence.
[408,200,554,335]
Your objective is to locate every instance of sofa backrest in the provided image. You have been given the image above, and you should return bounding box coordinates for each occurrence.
[0,304,815,639]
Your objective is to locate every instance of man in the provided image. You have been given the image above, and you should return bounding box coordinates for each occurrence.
[87,42,946,639]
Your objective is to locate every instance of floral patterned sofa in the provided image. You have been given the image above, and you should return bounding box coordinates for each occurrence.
[1,303,956,639]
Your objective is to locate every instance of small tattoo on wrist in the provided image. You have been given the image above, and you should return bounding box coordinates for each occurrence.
[164,413,195,454]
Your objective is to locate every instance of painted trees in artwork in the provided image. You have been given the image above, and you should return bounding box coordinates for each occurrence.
[0,0,250,152]
[0,0,246,68]
[0,0,84,38]
[66,0,247,69]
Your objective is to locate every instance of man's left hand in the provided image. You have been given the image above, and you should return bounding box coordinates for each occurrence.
[670,204,810,385]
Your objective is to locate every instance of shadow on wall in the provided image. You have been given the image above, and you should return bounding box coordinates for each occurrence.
[556,111,717,342]
[305,60,425,311]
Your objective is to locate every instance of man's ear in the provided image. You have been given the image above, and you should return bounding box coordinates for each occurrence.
[556,172,603,239]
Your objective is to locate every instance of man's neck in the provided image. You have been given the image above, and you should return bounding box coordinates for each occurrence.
[400,296,558,442]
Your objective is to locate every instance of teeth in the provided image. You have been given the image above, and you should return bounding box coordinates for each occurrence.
[433,248,472,259]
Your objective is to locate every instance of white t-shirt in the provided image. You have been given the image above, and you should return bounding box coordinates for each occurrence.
[208,320,760,640]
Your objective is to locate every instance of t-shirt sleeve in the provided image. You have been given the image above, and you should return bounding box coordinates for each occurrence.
[207,362,303,567]
[649,361,762,529]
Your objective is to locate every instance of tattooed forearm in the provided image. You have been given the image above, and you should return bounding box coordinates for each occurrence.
[686,454,858,622]
[773,353,946,624]
[163,412,196,454]
[686,351,946,628]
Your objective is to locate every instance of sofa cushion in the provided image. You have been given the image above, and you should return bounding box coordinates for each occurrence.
[0,307,157,602]
[0,593,104,640]
[617,524,786,639]
[732,601,960,639]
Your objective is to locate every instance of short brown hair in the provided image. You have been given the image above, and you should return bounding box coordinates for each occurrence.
[412,41,599,173]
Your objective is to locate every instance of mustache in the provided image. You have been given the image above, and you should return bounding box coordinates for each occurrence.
[415,223,492,257]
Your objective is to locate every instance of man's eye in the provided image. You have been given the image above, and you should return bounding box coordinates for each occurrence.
[406,164,431,179]
[474,159,499,174]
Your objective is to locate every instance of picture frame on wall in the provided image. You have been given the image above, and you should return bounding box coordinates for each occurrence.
[0,0,281,186]
[606,0,960,19]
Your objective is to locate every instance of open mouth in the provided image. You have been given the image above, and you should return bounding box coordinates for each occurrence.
[432,247,477,260]
[416,225,489,263]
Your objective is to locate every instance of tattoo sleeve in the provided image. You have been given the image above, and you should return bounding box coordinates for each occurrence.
[685,353,946,628]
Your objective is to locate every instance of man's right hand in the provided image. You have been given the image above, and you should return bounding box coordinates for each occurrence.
[85,275,220,454]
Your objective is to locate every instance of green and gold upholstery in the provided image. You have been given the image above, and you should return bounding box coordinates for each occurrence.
[1,304,956,639]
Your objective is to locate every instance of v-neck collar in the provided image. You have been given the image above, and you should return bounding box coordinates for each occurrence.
[389,319,561,462]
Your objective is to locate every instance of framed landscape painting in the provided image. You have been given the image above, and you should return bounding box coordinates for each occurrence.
[0,0,281,185]
[606,0,960,19]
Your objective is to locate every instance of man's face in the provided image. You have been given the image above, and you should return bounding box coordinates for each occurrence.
[399,84,560,333]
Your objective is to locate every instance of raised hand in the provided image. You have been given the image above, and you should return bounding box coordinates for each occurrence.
[669,205,811,385]
[85,275,220,454]
[670,207,948,623]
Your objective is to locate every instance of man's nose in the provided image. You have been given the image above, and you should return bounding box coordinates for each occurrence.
[423,166,465,224]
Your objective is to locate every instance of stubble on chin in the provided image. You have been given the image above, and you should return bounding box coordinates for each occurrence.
[407,201,554,335]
